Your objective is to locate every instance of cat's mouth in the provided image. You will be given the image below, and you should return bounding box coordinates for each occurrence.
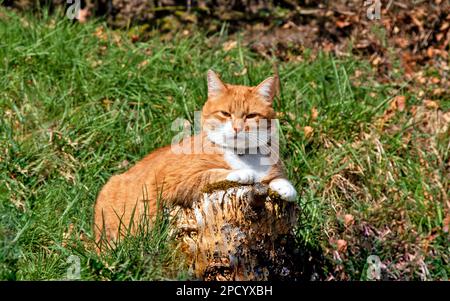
[206,130,271,151]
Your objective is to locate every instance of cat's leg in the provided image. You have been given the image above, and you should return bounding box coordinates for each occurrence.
[200,168,234,183]
[261,165,297,202]
[268,178,297,202]
[226,169,257,184]
[219,168,298,201]
[172,168,233,206]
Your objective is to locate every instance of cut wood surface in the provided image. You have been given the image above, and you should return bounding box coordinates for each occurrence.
[171,181,300,280]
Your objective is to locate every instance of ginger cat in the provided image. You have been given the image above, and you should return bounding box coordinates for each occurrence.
[94,70,297,249]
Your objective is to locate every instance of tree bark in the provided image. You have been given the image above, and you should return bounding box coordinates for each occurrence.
[171,181,299,280]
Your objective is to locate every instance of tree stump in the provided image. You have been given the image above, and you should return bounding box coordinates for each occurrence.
[171,181,300,280]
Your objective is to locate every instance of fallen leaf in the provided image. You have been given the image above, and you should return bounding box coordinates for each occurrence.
[303,126,314,138]
[91,60,102,68]
[118,160,129,169]
[223,40,237,52]
[138,60,148,69]
[371,55,382,66]
[395,37,409,48]
[286,112,296,120]
[62,224,75,247]
[76,7,90,23]
[233,67,247,76]
[131,35,139,43]
[344,214,354,227]
[311,107,318,120]
[443,215,450,233]
[430,77,440,84]
[94,26,107,41]
[336,20,351,28]
[432,88,444,96]
[395,95,406,112]
[337,239,347,252]
[424,99,439,109]
[276,112,285,118]
[439,22,449,31]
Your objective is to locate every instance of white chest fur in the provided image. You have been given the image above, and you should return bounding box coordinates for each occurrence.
[224,151,272,182]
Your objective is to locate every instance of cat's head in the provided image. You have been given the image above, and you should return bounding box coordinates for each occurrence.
[201,70,278,150]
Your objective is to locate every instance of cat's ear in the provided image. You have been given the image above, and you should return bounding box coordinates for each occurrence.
[255,76,278,104]
[207,70,227,98]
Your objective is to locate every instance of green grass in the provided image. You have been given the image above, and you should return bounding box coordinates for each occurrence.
[1,8,448,280]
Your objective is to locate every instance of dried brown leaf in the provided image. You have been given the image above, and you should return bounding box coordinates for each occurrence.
[344,214,355,227]
[395,96,406,112]
[337,239,347,252]
[303,126,314,138]
[311,107,318,120]
[223,40,237,52]
[424,99,439,109]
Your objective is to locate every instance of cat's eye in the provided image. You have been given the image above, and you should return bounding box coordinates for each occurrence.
[246,113,259,119]
[219,111,231,117]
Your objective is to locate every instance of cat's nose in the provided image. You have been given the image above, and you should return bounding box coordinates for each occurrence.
[233,125,243,134]
[232,119,244,134]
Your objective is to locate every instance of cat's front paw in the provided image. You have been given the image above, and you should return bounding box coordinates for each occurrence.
[226,169,256,184]
[269,178,297,202]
